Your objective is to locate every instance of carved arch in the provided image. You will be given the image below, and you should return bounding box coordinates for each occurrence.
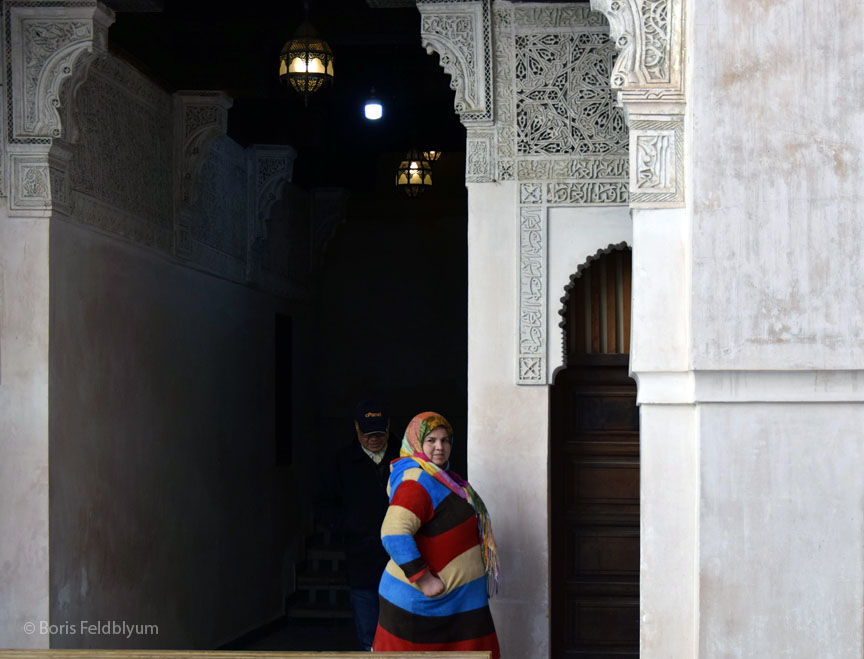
[558,242,631,364]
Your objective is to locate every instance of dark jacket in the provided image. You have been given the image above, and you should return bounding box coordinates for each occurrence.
[334,436,401,588]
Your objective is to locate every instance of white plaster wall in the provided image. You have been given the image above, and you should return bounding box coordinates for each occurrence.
[689,0,864,369]
[0,210,50,649]
[630,207,690,380]
[547,206,632,376]
[468,182,549,659]
[639,404,698,658]
[698,403,864,657]
[47,218,311,649]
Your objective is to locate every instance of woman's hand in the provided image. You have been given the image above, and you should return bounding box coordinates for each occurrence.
[416,571,445,597]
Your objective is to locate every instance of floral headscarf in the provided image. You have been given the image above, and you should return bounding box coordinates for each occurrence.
[399,411,500,595]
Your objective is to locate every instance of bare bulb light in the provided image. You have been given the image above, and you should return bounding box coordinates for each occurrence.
[364,101,383,120]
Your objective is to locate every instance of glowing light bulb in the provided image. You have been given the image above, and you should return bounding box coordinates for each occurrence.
[364,102,383,120]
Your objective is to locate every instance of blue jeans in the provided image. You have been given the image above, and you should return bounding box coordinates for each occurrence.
[349,587,380,651]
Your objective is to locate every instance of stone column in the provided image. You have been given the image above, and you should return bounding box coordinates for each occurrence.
[0,1,113,648]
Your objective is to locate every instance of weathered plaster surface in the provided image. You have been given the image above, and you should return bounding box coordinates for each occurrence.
[467,181,550,659]
[690,0,864,368]
[0,213,51,649]
[698,403,864,656]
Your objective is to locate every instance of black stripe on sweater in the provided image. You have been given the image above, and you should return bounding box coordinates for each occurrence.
[378,595,496,644]
[418,492,475,537]
[398,557,428,580]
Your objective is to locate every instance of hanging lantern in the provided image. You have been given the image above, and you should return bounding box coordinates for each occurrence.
[422,149,442,163]
[279,19,334,104]
[395,150,433,197]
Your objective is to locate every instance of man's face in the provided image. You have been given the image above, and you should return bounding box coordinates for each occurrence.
[355,420,389,453]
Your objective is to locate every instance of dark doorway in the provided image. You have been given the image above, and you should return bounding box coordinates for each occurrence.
[550,245,640,657]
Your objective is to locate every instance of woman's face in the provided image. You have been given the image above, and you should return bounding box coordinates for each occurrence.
[422,426,452,467]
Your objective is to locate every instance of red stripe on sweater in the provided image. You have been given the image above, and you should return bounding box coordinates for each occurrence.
[416,513,481,573]
[372,623,500,659]
[389,479,433,524]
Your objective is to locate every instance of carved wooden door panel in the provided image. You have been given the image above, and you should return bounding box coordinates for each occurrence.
[551,247,639,657]
[551,362,639,657]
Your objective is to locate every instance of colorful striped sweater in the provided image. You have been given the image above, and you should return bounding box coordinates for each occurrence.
[372,456,500,657]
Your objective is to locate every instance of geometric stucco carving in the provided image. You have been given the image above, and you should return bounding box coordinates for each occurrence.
[589,0,686,208]
[494,3,630,384]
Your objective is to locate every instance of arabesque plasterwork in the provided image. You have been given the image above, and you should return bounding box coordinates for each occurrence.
[419,0,684,383]
[2,2,317,299]
[590,0,686,208]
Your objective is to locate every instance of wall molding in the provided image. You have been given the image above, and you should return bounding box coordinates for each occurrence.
[635,370,864,405]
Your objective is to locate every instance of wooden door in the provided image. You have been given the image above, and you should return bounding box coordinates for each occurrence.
[550,247,639,658]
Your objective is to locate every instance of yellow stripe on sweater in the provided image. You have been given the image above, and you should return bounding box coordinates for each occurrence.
[381,504,422,538]
[436,544,486,591]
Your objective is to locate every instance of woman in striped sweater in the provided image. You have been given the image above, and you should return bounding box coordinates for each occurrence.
[372,411,501,657]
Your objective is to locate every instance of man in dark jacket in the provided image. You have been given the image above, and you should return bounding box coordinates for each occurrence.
[335,399,401,651]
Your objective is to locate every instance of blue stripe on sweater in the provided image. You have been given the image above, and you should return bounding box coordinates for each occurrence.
[378,569,490,617]
[381,534,422,564]
[388,457,458,509]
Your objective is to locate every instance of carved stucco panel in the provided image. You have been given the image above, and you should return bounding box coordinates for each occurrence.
[588,0,686,207]
[247,144,297,283]
[514,30,627,158]
[466,129,494,182]
[175,91,232,206]
[588,0,682,100]
[8,4,114,140]
[10,153,50,209]
[518,204,546,384]
[70,54,173,231]
[628,115,683,206]
[418,0,493,125]
[189,136,247,260]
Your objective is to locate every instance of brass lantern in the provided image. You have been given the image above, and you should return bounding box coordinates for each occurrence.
[395,150,433,197]
[279,19,334,104]
[422,149,442,163]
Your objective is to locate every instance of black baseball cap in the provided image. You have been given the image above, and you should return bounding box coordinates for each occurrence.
[355,399,389,434]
